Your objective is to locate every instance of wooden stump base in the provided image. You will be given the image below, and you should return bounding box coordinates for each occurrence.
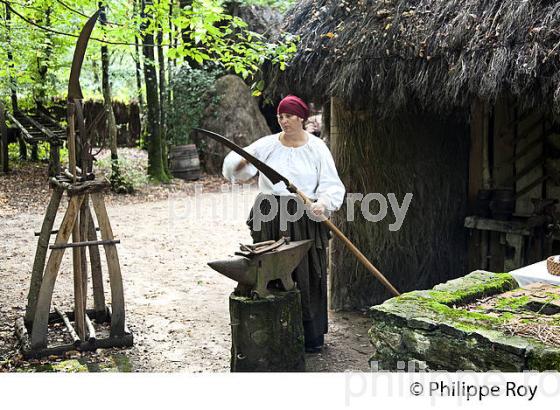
[15,307,133,360]
[229,289,305,372]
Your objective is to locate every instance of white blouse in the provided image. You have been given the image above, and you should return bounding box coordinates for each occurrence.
[222,132,346,211]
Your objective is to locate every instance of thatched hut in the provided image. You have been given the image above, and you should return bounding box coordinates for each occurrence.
[267,0,560,309]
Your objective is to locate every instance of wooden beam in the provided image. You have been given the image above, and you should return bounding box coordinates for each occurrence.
[85,313,96,342]
[25,186,64,326]
[468,99,487,271]
[464,216,532,235]
[91,193,126,338]
[72,211,86,341]
[54,306,80,347]
[6,112,38,143]
[17,111,58,140]
[49,239,120,250]
[85,205,106,322]
[31,195,84,349]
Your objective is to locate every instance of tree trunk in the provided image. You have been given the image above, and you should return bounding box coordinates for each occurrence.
[0,102,8,173]
[229,290,305,372]
[35,6,53,111]
[5,3,27,160]
[167,1,174,108]
[99,3,121,190]
[133,0,144,111]
[157,24,170,178]
[178,0,199,68]
[141,0,168,182]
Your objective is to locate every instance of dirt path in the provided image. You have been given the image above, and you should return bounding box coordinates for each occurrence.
[1,181,372,372]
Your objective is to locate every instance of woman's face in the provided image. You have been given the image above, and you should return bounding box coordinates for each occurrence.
[277,113,303,134]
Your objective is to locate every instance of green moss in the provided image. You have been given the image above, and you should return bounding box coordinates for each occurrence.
[51,359,88,373]
[527,349,560,371]
[494,295,531,311]
[427,273,518,306]
[378,272,520,333]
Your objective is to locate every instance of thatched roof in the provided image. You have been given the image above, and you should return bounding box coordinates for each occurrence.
[267,0,560,117]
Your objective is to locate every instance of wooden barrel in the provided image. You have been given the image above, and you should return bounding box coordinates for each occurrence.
[169,144,201,180]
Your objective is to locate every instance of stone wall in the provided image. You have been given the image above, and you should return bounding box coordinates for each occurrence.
[369,271,560,371]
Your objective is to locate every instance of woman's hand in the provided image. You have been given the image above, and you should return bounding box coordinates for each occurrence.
[310,202,326,217]
[235,158,249,172]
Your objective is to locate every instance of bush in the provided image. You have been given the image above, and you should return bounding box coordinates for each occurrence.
[8,141,68,164]
[168,66,223,146]
[94,152,149,193]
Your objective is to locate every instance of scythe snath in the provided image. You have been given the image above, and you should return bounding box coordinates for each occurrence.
[195,127,400,297]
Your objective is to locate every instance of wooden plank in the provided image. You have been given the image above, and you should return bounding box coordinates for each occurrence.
[72,208,86,341]
[464,216,531,235]
[49,140,61,177]
[24,186,64,326]
[515,110,544,215]
[504,233,525,271]
[493,95,515,187]
[67,179,110,196]
[488,232,504,272]
[15,318,31,353]
[79,197,89,330]
[54,306,80,347]
[489,96,515,271]
[85,205,106,321]
[67,102,77,181]
[31,195,83,349]
[49,239,120,250]
[85,313,96,342]
[467,99,486,271]
[6,112,38,143]
[91,193,126,337]
[17,111,57,140]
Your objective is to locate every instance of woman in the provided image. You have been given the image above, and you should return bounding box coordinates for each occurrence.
[222,95,345,353]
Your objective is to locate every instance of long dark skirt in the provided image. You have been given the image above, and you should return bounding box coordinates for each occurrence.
[247,193,330,346]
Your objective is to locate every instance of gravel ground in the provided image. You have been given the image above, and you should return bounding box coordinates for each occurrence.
[0,162,373,372]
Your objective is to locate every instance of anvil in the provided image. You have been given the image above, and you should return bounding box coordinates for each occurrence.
[208,238,312,298]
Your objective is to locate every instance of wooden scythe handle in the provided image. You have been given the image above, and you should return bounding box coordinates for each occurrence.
[294,188,401,297]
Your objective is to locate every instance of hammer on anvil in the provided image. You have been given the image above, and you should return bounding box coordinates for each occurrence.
[208,238,313,298]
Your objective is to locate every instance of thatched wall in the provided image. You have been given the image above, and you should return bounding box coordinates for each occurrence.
[329,102,470,309]
[267,0,560,119]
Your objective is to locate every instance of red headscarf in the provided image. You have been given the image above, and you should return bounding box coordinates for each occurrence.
[277,95,309,121]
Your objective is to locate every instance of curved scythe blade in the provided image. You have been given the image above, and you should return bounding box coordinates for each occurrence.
[68,11,100,100]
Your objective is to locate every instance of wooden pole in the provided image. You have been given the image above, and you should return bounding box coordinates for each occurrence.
[91,193,126,337]
[85,205,106,322]
[25,186,64,326]
[293,188,400,297]
[67,101,86,340]
[31,195,84,349]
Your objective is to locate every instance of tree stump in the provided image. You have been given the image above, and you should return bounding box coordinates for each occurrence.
[229,289,305,372]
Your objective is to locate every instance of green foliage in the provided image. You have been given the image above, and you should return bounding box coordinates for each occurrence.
[1,0,298,103]
[232,0,296,13]
[168,66,222,146]
[1,0,298,182]
[7,142,19,162]
[7,140,67,163]
[94,153,149,193]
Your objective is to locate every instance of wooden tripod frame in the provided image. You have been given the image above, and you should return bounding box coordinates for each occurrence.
[15,100,132,359]
[16,179,133,358]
